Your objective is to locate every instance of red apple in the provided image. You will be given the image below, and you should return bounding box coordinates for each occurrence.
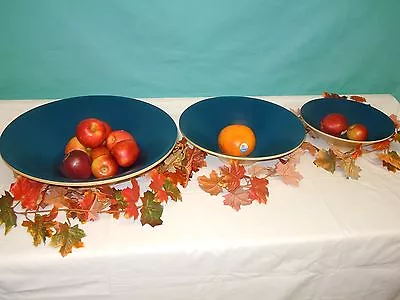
[64,136,90,155]
[106,130,134,150]
[91,154,119,178]
[346,124,368,141]
[60,150,92,179]
[111,139,140,167]
[102,121,112,137]
[320,113,348,136]
[90,146,110,161]
[76,118,107,148]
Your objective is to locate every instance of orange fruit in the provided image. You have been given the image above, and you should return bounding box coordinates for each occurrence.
[217,124,256,157]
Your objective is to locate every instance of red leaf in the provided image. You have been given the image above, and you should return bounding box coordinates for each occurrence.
[149,170,166,191]
[223,188,252,211]
[10,176,45,210]
[248,177,269,204]
[389,114,400,129]
[123,178,140,219]
[155,190,169,203]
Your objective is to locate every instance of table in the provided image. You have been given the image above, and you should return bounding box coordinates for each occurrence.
[1,95,400,300]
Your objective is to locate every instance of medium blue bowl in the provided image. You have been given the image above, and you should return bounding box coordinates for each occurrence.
[300,98,395,145]
[0,95,178,186]
[179,96,306,160]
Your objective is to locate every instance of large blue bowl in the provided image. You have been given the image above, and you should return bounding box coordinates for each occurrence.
[0,95,178,187]
[179,96,306,160]
[300,98,395,146]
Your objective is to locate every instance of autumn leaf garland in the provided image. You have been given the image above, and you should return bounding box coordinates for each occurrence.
[0,138,207,256]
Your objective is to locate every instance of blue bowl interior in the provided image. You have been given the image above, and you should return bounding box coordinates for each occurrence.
[300,98,395,141]
[0,95,177,185]
[179,96,306,158]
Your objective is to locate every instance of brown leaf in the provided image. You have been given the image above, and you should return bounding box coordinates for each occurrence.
[197,170,223,195]
[371,139,391,151]
[323,91,347,99]
[338,158,361,180]
[275,160,303,186]
[41,186,69,208]
[301,142,319,156]
[389,114,400,129]
[314,149,336,173]
[377,151,400,172]
[247,164,274,178]
[223,188,251,211]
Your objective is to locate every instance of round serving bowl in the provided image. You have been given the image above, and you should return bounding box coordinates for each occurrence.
[0,95,178,187]
[179,96,306,161]
[300,98,395,148]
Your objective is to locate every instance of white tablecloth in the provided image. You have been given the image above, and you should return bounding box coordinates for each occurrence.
[0,95,400,300]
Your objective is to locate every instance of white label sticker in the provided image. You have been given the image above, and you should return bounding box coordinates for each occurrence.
[239,143,248,153]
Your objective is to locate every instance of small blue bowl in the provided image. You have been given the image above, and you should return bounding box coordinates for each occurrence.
[0,95,178,186]
[300,98,395,147]
[179,96,306,161]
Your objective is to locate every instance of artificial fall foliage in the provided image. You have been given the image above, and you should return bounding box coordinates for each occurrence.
[0,138,207,256]
[1,93,399,256]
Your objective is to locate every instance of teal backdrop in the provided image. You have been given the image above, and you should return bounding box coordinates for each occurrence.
[1,1,399,100]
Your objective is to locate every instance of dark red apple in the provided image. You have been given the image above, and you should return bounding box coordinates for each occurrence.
[346,124,368,141]
[111,139,140,167]
[106,130,134,150]
[60,150,92,179]
[320,113,348,136]
[91,154,119,178]
[76,118,107,148]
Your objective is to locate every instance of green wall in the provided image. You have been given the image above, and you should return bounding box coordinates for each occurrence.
[1,1,399,100]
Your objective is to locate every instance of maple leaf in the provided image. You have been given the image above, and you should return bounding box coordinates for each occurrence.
[198,170,223,195]
[338,158,361,180]
[377,151,400,172]
[9,176,45,210]
[247,164,274,178]
[108,191,127,219]
[22,209,57,246]
[122,178,140,219]
[351,145,364,160]
[140,191,163,227]
[300,142,319,156]
[371,139,391,151]
[220,161,246,192]
[50,223,85,257]
[155,190,169,203]
[187,146,207,172]
[163,179,182,201]
[389,114,400,129]
[248,177,269,204]
[0,191,17,235]
[161,147,185,173]
[41,186,69,209]
[223,187,252,211]
[350,95,367,103]
[322,91,347,99]
[393,132,400,143]
[149,169,167,191]
[275,160,303,186]
[314,149,336,173]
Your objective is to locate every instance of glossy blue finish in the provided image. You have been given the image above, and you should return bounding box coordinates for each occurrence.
[179,96,306,159]
[301,98,395,141]
[0,95,177,186]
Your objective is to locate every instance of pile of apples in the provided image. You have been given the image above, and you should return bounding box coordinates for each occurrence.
[320,113,368,141]
[60,118,140,179]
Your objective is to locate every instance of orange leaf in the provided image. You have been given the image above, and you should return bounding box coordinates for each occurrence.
[248,177,269,204]
[220,161,246,192]
[351,145,363,159]
[10,176,45,210]
[275,160,303,186]
[223,187,251,211]
[350,95,366,103]
[198,170,223,195]
[371,139,391,151]
[322,91,347,99]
